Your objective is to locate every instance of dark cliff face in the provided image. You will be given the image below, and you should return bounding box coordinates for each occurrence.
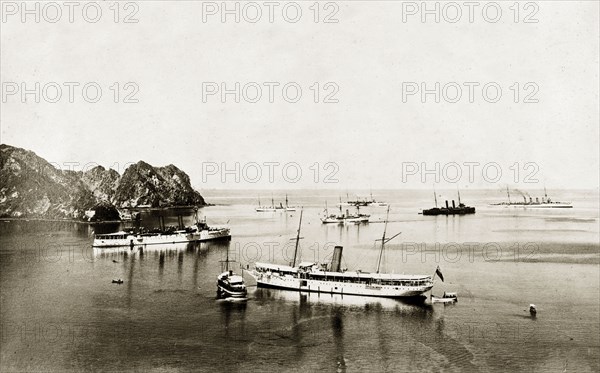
[114,162,205,207]
[81,165,120,202]
[0,144,205,219]
[0,144,96,218]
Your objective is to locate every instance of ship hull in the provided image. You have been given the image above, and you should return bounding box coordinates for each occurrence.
[321,216,370,224]
[431,297,457,303]
[217,284,247,299]
[251,272,432,298]
[422,207,475,215]
[256,207,295,212]
[198,229,232,242]
[93,229,231,248]
[490,204,572,209]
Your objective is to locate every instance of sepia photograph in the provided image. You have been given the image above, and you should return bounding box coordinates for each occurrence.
[1,1,599,372]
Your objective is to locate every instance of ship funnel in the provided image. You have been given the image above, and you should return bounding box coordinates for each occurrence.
[445,200,449,209]
[536,197,539,204]
[452,200,456,208]
[529,197,533,203]
[331,246,343,272]
[523,196,527,203]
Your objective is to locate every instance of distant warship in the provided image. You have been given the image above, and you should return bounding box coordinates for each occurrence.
[490,187,572,209]
[422,190,475,216]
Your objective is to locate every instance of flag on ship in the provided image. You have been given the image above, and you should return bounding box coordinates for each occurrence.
[435,266,444,282]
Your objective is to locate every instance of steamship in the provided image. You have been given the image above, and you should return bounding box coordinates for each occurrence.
[343,192,388,207]
[490,187,572,208]
[255,195,296,212]
[422,190,475,216]
[92,214,230,248]
[321,202,370,224]
[217,246,247,300]
[249,208,435,298]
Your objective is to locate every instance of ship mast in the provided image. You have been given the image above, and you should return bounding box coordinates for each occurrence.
[376,206,389,273]
[285,194,289,208]
[291,209,303,268]
[433,186,438,208]
[220,240,233,272]
[457,188,461,205]
[376,206,402,274]
[506,186,511,203]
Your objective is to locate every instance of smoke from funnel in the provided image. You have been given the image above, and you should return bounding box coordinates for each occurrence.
[514,189,531,198]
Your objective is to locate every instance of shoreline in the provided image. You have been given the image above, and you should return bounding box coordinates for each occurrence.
[0,205,211,224]
[0,217,120,224]
[0,204,215,225]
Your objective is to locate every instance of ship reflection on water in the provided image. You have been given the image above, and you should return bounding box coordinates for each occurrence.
[87,219,447,372]
[246,288,437,371]
[92,241,228,260]
[252,287,431,312]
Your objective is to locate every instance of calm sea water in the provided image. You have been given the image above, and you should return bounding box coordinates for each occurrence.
[1,189,598,372]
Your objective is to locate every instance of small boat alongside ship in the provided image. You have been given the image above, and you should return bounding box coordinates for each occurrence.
[431,292,458,303]
[249,208,435,298]
[491,187,572,208]
[217,270,247,300]
[422,190,475,216]
[92,211,230,248]
[216,247,247,300]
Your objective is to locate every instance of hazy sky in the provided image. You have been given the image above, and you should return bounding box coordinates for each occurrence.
[1,1,598,190]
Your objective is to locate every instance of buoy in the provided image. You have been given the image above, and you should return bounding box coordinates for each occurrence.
[529,304,537,316]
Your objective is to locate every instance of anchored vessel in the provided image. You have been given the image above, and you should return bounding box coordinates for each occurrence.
[431,292,458,303]
[491,187,572,208]
[250,208,434,298]
[255,196,278,212]
[321,202,370,224]
[422,189,475,216]
[343,192,388,207]
[92,212,230,248]
[255,195,296,212]
[217,248,247,299]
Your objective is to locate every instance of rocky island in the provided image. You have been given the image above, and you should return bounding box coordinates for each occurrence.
[0,144,206,221]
